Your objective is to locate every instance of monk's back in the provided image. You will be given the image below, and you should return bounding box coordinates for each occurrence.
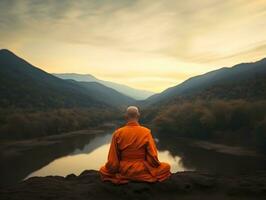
[99,106,171,184]
[115,122,150,152]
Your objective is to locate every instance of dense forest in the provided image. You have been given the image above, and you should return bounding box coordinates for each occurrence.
[152,99,266,153]
[0,108,118,140]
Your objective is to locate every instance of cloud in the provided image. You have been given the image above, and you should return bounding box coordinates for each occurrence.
[1,0,266,58]
[0,0,266,92]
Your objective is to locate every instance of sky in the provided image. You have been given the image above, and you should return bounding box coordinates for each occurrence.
[0,0,266,92]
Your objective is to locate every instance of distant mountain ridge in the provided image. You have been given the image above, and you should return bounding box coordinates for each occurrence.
[67,80,135,107]
[146,57,266,105]
[53,73,155,100]
[1,49,265,109]
[0,49,134,108]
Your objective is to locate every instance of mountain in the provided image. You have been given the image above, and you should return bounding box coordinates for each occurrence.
[146,57,266,105]
[0,49,134,108]
[68,80,135,107]
[53,73,155,100]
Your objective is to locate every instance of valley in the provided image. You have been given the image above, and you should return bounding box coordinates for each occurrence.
[0,49,266,199]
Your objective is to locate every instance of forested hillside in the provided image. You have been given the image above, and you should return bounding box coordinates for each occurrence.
[143,58,266,153]
[0,49,128,139]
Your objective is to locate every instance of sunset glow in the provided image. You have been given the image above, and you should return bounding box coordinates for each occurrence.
[1,0,266,92]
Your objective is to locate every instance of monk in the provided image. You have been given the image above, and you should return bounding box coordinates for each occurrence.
[99,106,171,184]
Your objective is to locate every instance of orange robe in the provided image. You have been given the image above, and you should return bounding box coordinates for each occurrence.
[99,121,171,184]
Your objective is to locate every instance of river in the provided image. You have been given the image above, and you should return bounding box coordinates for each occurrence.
[26,133,189,178]
[1,128,266,187]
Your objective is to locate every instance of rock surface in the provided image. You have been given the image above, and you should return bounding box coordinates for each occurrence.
[1,170,266,200]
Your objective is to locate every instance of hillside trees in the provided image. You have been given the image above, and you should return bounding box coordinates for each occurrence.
[0,108,117,139]
[153,99,266,153]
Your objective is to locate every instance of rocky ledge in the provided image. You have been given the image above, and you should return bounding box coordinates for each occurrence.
[1,170,266,200]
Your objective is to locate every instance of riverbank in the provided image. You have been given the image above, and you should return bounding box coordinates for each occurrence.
[0,122,118,186]
[1,170,266,200]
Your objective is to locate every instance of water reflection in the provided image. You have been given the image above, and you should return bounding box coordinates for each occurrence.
[2,130,266,187]
[0,131,98,186]
[156,135,266,175]
[27,134,188,178]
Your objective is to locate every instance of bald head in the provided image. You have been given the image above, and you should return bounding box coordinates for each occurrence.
[126,106,140,120]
